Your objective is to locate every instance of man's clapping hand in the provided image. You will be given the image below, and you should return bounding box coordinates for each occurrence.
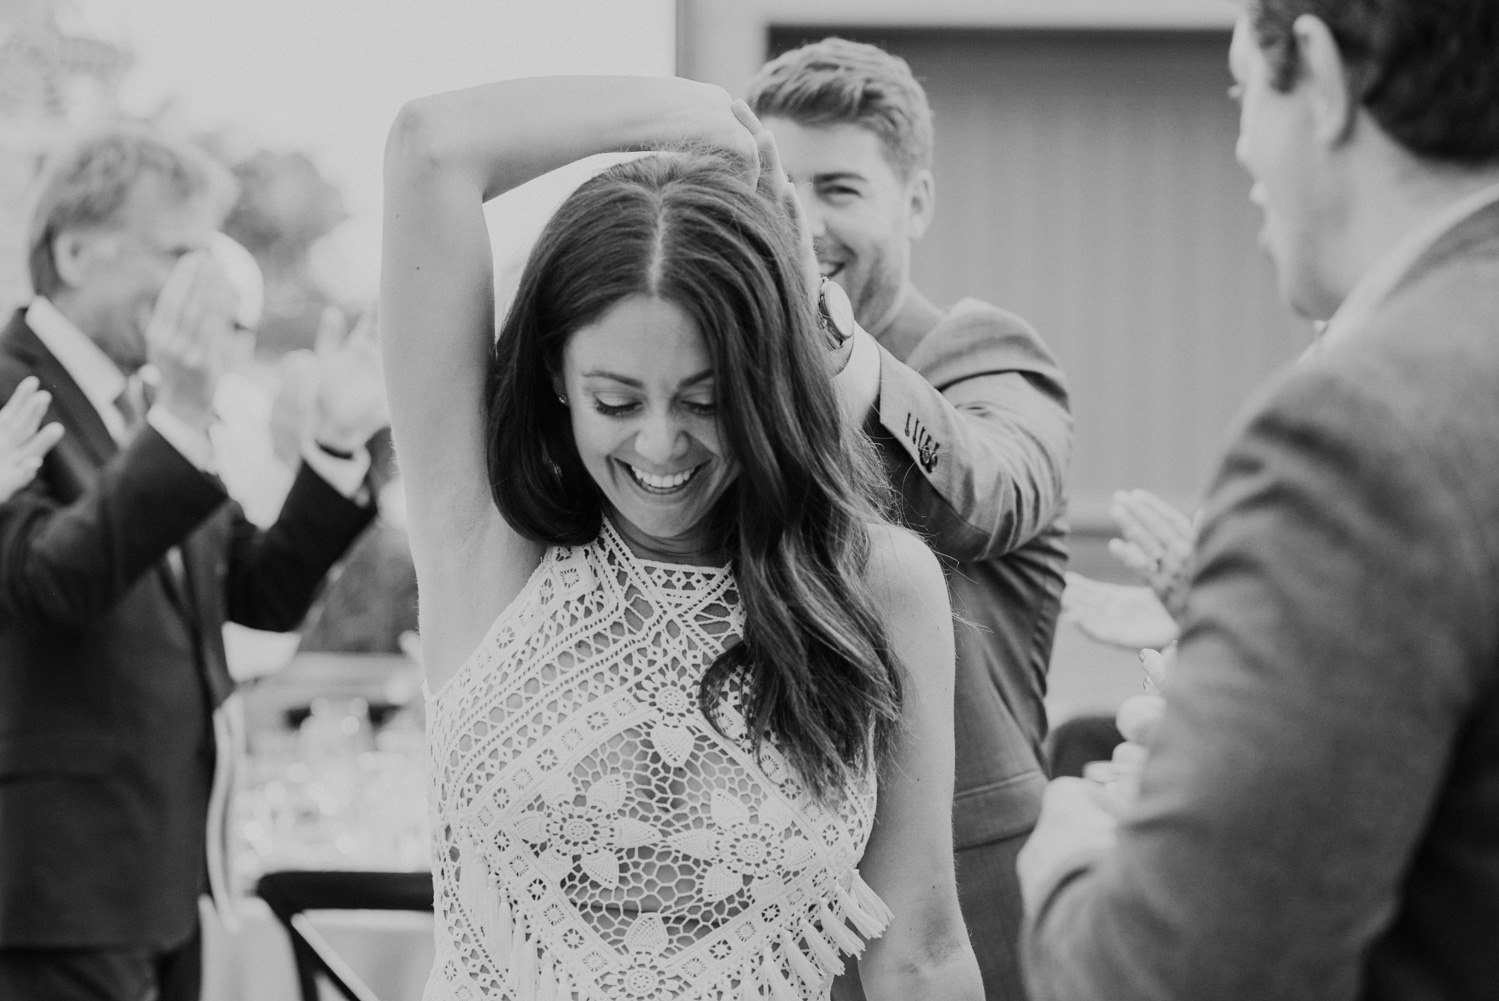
[147,251,241,432]
[0,377,63,501]
[1062,571,1181,650]
[1090,645,1173,810]
[1109,489,1198,613]
[1017,646,1173,910]
[310,306,389,453]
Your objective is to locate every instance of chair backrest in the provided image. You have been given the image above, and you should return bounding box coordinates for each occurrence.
[256,870,434,1001]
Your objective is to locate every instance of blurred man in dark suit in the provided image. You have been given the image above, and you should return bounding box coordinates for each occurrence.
[750,39,1072,1000]
[1020,2,1499,998]
[0,123,388,1001]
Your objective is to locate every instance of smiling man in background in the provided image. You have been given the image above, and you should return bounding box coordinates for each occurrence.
[750,38,1072,1000]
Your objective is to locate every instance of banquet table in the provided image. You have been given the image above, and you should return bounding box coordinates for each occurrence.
[204,650,435,1001]
[203,897,434,1001]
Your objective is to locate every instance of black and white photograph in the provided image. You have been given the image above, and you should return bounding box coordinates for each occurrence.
[0,0,1496,998]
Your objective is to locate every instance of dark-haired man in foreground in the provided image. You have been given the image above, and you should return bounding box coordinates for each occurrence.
[1019,1,1499,997]
[749,38,1071,1000]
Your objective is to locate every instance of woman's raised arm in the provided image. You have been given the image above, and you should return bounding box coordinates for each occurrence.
[855,524,984,1001]
[380,77,754,683]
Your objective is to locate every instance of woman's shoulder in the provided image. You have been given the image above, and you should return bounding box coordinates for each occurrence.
[862,521,945,615]
[862,522,954,692]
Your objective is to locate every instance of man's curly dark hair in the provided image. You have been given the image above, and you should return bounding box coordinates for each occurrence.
[1248,0,1499,165]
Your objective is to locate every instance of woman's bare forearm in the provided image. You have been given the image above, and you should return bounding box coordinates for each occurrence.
[385,75,748,202]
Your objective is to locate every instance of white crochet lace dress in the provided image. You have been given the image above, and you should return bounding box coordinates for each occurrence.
[424,519,891,1001]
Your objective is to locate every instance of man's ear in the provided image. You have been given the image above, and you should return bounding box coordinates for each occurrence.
[907,168,936,241]
[49,230,95,290]
[1293,14,1357,146]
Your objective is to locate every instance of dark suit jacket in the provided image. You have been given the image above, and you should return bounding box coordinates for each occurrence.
[1023,200,1499,1000]
[0,309,376,949]
[869,299,1071,850]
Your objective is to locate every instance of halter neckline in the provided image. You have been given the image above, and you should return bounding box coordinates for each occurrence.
[600,515,732,576]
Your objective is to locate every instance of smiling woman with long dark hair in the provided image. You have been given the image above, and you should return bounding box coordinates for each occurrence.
[382,75,979,1001]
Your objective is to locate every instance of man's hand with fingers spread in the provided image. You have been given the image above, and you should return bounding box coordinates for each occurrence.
[312,305,389,454]
[0,377,63,501]
[1109,489,1198,613]
[147,251,241,432]
[1062,571,1181,650]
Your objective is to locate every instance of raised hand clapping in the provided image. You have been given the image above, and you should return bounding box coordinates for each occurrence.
[311,305,390,453]
[0,378,64,501]
[1108,489,1199,615]
[146,250,241,432]
[1061,571,1180,650]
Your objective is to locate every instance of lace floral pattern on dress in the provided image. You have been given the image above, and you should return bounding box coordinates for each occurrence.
[423,520,890,1000]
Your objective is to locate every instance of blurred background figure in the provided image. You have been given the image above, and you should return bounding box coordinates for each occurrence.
[0,122,385,1001]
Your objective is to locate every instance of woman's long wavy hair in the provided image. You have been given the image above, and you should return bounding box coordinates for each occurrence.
[486,150,904,801]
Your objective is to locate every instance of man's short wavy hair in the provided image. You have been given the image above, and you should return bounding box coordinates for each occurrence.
[28,122,237,298]
[1248,0,1499,165]
[747,37,934,179]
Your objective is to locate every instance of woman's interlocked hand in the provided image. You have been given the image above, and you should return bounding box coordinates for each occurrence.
[662,81,759,172]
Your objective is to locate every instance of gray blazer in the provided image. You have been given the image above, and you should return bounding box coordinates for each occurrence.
[869,299,1071,847]
[1023,200,1499,999]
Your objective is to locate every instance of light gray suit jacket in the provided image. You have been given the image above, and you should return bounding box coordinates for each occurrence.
[870,299,1071,848]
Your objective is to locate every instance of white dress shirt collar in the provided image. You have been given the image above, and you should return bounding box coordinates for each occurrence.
[25,297,128,438]
[1320,179,1499,351]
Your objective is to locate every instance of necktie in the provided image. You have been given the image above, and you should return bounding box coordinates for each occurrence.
[113,374,148,439]
[115,374,191,607]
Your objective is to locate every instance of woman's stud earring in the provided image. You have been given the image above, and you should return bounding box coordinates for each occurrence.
[557,394,568,405]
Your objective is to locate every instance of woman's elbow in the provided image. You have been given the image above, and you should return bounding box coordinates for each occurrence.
[384,98,452,180]
[862,926,982,1000]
